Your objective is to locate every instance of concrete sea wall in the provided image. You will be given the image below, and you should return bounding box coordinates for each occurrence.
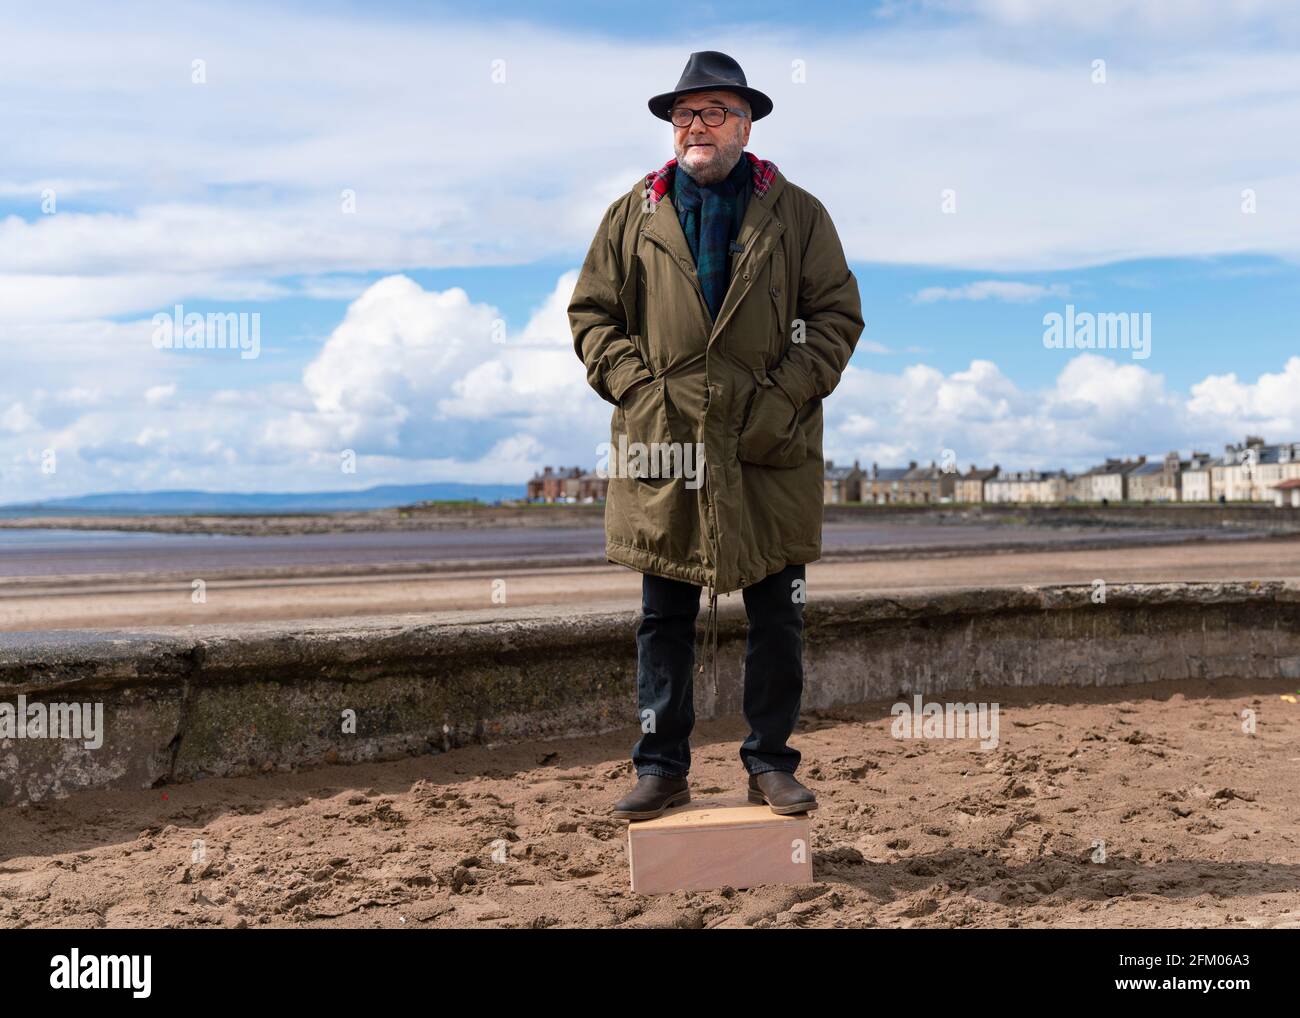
[2,581,1297,804]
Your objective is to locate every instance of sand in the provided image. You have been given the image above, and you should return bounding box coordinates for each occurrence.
[3,675,1298,929]
[6,537,1300,631]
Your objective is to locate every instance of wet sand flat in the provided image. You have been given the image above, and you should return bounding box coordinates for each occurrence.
[3,536,1299,631]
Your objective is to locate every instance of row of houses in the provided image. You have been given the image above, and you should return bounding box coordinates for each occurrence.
[824,460,971,505]
[527,436,1300,506]
[826,434,1300,504]
[824,436,1300,505]
[824,455,1216,505]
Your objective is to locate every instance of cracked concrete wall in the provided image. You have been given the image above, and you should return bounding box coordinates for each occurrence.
[1,581,1298,804]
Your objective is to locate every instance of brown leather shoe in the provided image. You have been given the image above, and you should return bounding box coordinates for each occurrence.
[611,774,690,820]
[748,770,818,814]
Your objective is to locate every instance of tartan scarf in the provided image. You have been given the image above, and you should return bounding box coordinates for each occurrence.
[673,153,751,321]
[644,152,779,322]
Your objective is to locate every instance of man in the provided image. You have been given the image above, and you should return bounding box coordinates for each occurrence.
[568,51,863,820]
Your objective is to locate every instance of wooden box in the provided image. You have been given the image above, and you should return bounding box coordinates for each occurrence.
[627,798,814,895]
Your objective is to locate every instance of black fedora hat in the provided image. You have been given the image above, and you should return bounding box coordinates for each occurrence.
[648,50,773,123]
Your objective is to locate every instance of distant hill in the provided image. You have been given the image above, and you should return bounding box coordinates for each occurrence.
[0,482,527,516]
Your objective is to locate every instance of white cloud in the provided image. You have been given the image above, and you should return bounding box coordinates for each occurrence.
[1186,356,1300,436]
[0,269,289,323]
[822,352,1292,473]
[925,0,1300,38]
[0,1,1297,499]
[913,281,1071,303]
[517,270,580,346]
[286,272,605,460]
[2,267,1297,499]
[299,275,495,446]
[1,402,36,434]
[0,1,1296,332]
[0,178,121,198]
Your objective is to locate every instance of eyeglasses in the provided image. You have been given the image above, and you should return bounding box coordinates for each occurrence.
[670,105,749,128]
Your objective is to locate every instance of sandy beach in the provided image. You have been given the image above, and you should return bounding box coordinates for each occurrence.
[2,675,1297,928]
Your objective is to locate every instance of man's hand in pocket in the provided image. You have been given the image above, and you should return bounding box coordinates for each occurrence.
[737,382,806,468]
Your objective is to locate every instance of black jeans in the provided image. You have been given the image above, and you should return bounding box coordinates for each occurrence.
[631,563,806,779]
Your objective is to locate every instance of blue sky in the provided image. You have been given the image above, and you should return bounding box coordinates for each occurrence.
[2,0,1299,500]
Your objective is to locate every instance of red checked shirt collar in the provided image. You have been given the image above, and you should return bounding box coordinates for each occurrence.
[643,151,778,207]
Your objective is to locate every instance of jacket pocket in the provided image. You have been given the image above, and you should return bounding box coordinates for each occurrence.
[770,248,787,353]
[619,253,643,343]
[616,378,674,479]
[737,372,807,469]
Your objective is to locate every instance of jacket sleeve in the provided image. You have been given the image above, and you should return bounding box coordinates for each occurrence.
[767,198,864,409]
[568,197,655,406]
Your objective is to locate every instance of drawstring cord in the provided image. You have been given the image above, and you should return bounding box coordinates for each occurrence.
[700,581,719,704]
[697,393,719,704]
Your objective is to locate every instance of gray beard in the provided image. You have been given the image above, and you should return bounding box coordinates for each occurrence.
[676,140,744,186]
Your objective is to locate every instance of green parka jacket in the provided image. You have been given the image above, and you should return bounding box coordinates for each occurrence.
[569,154,864,605]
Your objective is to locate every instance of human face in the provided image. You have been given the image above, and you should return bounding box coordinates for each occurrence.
[671,89,751,185]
